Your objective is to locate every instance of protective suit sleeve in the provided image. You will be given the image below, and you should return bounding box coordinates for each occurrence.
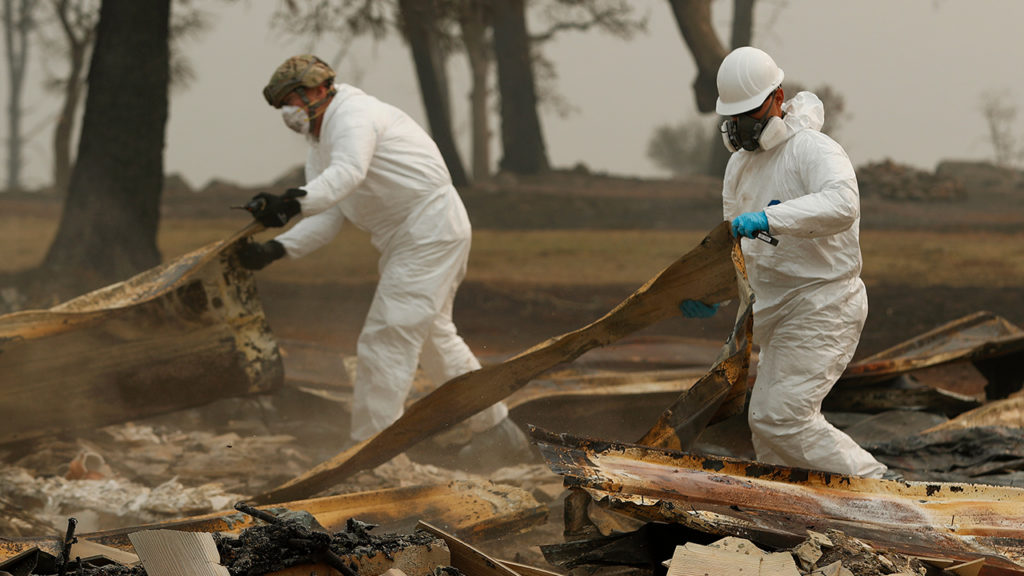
[274,203,347,259]
[722,160,739,221]
[298,100,379,216]
[764,132,859,238]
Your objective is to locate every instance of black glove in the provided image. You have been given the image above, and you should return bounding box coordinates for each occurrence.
[249,188,307,227]
[237,239,286,270]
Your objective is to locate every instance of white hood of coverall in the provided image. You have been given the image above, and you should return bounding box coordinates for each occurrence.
[722,91,886,478]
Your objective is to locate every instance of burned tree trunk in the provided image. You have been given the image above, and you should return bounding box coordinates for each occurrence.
[458,0,492,180]
[51,0,96,197]
[667,0,727,114]
[42,0,170,291]
[398,0,469,187]
[492,0,549,175]
[668,0,735,176]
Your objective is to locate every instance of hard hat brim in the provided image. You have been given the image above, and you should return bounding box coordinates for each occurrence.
[716,69,784,116]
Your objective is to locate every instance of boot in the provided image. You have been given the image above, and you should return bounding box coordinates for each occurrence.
[457,418,536,471]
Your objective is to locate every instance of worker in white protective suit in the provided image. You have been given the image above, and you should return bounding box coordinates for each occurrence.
[679,47,890,479]
[238,54,533,469]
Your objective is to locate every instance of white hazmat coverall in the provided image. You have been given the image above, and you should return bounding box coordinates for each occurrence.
[722,91,886,478]
[274,83,507,442]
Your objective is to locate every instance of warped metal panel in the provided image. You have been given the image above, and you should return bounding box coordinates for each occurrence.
[0,223,282,445]
[841,311,1024,391]
[252,222,743,505]
[533,428,1024,573]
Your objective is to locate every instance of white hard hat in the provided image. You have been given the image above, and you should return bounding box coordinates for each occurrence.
[716,46,785,116]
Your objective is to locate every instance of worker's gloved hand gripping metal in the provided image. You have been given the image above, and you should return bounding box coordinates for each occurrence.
[731,211,770,239]
[249,188,307,227]
[238,239,286,270]
[679,300,719,318]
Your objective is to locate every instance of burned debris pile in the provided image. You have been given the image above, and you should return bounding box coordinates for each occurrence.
[3,223,1024,575]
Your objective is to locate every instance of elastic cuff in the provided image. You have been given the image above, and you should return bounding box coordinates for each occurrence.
[266,239,287,260]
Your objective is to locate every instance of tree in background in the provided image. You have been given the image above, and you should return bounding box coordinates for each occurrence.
[491,0,547,174]
[42,0,170,291]
[646,117,713,177]
[275,0,642,180]
[1,0,36,192]
[41,0,98,197]
[397,0,468,185]
[666,0,755,176]
[455,0,492,180]
[274,0,469,186]
[508,0,643,174]
[38,0,208,197]
[980,90,1022,168]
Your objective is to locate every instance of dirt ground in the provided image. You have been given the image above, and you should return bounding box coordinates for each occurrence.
[2,165,1024,572]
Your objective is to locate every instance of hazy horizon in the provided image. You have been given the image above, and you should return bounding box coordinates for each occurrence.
[5,0,1023,191]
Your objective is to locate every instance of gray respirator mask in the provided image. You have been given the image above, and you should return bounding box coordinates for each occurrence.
[720,114,786,152]
[720,91,786,152]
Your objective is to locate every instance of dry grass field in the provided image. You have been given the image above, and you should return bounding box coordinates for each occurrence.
[2,172,1023,359]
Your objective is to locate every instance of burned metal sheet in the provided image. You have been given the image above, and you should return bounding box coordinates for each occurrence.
[0,480,544,562]
[532,428,1024,573]
[840,312,1024,398]
[636,246,753,451]
[866,426,1024,482]
[0,222,282,445]
[252,222,742,505]
[823,380,982,417]
[926,396,1024,433]
[506,369,705,442]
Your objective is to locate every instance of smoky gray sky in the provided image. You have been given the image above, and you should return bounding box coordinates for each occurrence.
[10,0,1024,189]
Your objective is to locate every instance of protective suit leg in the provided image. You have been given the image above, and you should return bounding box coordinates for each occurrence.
[418,260,507,433]
[748,281,887,478]
[350,237,475,442]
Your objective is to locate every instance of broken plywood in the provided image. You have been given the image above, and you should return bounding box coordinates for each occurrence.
[532,428,1024,573]
[252,221,743,505]
[0,221,282,445]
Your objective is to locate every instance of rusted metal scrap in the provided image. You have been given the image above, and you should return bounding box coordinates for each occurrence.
[840,311,1024,399]
[0,222,282,446]
[532,427,1024,574]
[0,480,545,563]
[251,222,743,505]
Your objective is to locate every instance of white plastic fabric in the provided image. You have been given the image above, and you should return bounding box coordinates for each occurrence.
[274,84,507,442]
[722,91,886,478]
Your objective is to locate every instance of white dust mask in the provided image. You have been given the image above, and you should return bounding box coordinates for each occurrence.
[281,105,310,134]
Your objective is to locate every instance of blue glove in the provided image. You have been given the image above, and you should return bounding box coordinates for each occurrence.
[731,211,769,239]
[679,300,719,319]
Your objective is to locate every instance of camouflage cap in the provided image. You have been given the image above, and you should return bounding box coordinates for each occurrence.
[263,54,335,108]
